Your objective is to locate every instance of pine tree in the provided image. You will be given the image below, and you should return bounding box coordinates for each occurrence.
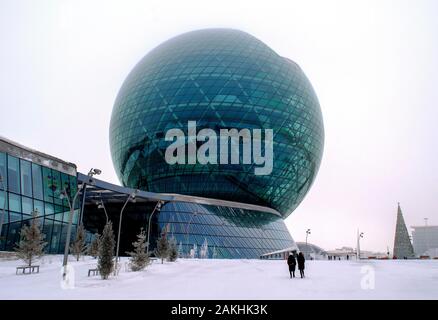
[15,211,47,267]
[168,236,178,262]
[87,233,100,258]
[155,228,169,264]
[127,228,150,271]
[98,221,115,279]
[200,238,208,259]
[70,224,87,261]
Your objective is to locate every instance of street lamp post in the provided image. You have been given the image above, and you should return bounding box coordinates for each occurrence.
[305,229,311,259]
[185,211,198,258]
[60,184,83,279]
[60,168,101,280]
[146,200,164,256]
[114,190,138,275]
[0,174,6,246]
[97,196,109,223]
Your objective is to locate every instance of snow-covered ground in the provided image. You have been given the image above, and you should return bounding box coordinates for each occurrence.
[1,255,438,299]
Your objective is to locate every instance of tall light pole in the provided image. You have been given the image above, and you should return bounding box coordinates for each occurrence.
[60,184,83,279]
[60,168,101,280]
[146,200,164,255]
[357,230,364,260]
[185,211,198,258]
[97,196,109,223]
[0,174,6,247]
[114,189,138,275]
[305,229,311,259]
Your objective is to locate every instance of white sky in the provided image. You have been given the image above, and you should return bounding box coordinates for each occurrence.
[1,0,437,253]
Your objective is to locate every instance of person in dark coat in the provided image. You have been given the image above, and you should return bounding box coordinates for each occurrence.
[287,253,296,278]
[297,252,305,278]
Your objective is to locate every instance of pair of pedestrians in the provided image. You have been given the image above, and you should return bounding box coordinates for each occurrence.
[287,252,305,278]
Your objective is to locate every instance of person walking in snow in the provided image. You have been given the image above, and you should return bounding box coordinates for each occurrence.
[287,253,296,278]
[297,252,306,278]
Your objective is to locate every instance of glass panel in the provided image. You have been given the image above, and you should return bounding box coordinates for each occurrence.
[60,173,70,192]
[7,155,20,193]
[9,211,21,223]
[52,170,62,205]
[22,196,33,214]
[22,213,32,222]
[43,219,53,252]
[33,200,44,216]
[0,189,8,210]
[9,193,21,212]
[31,163,44,200]
[6,222,21,248]
[55,205,63,221]
[0,209,8,224]
[0,152,6,190]
[61,173,70,207]
[45,202,54,215]
[51,223,61,252]
[20,159,32,197]
[42,167,53,202]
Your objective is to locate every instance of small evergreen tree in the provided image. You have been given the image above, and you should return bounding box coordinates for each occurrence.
[168,236,178,262]
[127,228,150,271]
[70,224,87,261]
[98,221,115,280]
[15,211,47,267]
[155,228,169,264]
[87,233,100,258]
[200,238,208,259]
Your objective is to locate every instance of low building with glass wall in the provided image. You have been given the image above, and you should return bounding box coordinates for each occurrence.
[0,136,80,253]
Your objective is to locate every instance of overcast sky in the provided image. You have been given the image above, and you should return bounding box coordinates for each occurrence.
[1,0,437,252]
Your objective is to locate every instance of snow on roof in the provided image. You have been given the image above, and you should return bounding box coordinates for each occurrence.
[0,135,77,176]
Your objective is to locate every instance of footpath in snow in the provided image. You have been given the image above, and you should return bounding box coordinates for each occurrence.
[1,255,438,299]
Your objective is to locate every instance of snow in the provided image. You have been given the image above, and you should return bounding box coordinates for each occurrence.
[1,255,438,299]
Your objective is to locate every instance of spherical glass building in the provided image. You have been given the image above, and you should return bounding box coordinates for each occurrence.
[109,29,324,258]
[110,29,324,218]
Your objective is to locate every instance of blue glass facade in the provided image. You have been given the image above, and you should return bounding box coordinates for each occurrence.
[157,201,294,259]
[110,28,324,217]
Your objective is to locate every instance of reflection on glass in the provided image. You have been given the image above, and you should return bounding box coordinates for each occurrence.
[20,159,32,197]
[32,163,43,200]
[7,155,20,193]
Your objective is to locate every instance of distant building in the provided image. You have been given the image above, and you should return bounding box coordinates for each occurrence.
[326,247,356,260]
[393,203,415,259]
[411,225,438,257]
[296,242,328,260]
[359,250,389,259]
